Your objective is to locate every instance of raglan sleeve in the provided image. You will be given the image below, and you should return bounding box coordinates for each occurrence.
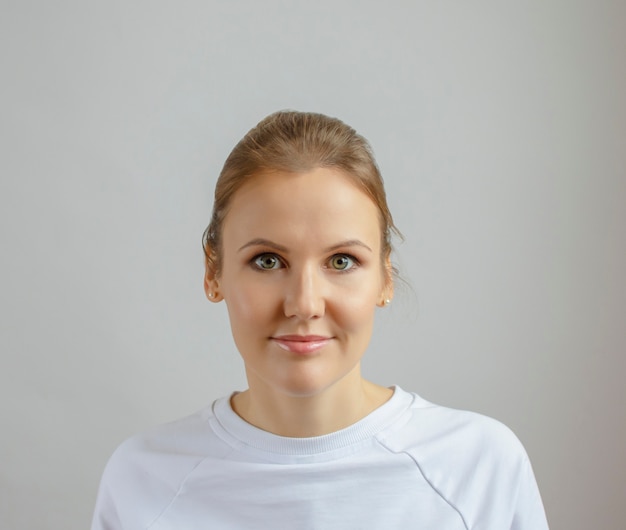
[89,436,158,530]
[510,455,549,530]
[91,454,126,530]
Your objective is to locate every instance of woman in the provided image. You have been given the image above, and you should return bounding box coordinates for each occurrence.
[92,111,549,529]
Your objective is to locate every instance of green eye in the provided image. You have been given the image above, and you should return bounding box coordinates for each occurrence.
[330,254,355,271]
[253,254,282,270]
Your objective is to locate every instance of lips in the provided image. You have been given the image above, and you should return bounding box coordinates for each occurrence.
[271,335,331,354]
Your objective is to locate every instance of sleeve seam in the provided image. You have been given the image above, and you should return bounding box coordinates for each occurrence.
[375,438,470,530]
[143,445,239,530]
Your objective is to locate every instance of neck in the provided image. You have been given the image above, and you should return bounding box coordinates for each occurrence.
[231,371,393,438]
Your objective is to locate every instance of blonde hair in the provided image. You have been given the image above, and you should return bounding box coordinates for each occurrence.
[203,110,400,274]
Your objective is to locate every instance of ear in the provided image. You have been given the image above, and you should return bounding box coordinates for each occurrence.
[377,255,394,307]
[203,256,224,303]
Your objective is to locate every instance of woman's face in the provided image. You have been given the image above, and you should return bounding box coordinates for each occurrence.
[206,167,391,398]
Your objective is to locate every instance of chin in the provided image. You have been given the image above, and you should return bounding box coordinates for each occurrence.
[270,364,360,399]
[273,377,333,398]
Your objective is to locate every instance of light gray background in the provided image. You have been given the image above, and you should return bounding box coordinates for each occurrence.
[1,1,625,529]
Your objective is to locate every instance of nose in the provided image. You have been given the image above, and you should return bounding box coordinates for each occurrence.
[283,265,325,320]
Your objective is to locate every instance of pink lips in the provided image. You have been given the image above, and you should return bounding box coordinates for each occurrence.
[271,335,331,354]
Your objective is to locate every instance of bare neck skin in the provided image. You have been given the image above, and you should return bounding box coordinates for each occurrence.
[231,366,393,438]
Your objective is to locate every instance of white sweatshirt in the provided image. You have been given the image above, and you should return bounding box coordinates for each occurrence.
[92,387,548,529]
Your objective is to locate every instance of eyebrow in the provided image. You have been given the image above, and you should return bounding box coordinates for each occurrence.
[238,238,373,253]
[325,239,373,253]
[238,239,288,253]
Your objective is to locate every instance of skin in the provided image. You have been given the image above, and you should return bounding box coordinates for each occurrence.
[204,167,393,437]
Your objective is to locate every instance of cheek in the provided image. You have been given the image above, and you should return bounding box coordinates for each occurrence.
[330,285,379,330]
[223,278,278,329]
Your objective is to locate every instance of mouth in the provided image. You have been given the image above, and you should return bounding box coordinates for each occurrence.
[270,335,332,354]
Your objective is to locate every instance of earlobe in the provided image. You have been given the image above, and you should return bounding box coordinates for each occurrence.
[377,255,394,307]
[203,258,223,303]
[377,295,392,307]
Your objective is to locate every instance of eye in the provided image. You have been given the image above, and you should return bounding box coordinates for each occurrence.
[329,254,355,271]
[253,253,283,270]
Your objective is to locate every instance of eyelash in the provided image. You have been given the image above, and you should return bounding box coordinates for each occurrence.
[250,253,359,272]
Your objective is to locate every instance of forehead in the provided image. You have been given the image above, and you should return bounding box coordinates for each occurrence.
[222,168,382,250]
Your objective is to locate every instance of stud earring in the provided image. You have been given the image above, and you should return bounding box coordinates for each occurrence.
[208,292,215,299]
[384,298,391,306]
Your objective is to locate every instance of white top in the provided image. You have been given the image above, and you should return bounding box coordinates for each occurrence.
[92,387,549,529]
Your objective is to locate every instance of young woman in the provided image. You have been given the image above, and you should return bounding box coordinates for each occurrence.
[92,111,549,529]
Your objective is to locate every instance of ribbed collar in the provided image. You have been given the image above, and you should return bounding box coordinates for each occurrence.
[209,386,414,462]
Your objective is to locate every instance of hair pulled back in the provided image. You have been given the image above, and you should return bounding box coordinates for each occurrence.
[203,110,400,275]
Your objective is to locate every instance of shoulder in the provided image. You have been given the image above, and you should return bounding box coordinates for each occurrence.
[378,390,547,528]
[383,390,528,467]
[105,404,224,473]
[92,403,231,530]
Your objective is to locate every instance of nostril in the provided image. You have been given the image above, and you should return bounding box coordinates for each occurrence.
[283,275,325,320]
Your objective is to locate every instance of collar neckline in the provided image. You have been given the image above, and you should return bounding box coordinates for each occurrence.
[210,386,414,459]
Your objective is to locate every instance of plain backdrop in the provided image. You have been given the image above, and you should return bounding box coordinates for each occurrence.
[1,1,625,529]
